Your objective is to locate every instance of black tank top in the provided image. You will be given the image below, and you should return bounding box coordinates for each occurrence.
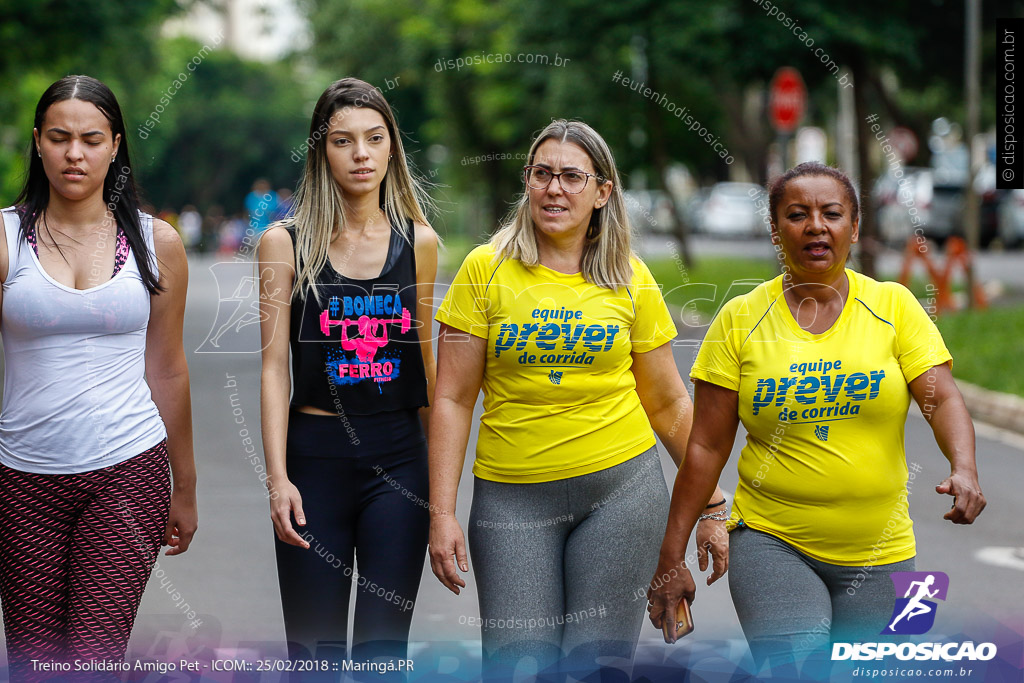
[287,221,428,416]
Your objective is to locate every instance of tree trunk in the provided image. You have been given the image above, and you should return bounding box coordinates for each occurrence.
[646,42,693,267]
[852,53,878,279]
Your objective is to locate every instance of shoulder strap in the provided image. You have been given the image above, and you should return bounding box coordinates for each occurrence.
[1,207,23,277]
[407,217,417,277]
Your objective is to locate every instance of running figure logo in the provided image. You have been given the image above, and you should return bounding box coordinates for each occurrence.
[882,571,949,634]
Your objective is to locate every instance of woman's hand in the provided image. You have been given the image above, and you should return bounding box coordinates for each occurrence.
[647,554,697,644]
[163,486,198,556]
[268,475,310,548]
[429,513,468,595]
[695,518,729,585]
[936,470,986,524]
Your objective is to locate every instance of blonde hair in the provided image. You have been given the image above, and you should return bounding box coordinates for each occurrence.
[277,77,435,303]
[490,119,634,289]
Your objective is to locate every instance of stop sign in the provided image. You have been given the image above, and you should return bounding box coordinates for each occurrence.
[889,126,919,162]
[769,67,807,134]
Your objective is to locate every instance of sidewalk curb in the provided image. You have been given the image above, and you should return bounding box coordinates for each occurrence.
[956,379,1024,436]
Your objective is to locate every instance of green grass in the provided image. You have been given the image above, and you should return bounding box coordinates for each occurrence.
[646,256,781,321]
[936,306,1024,397]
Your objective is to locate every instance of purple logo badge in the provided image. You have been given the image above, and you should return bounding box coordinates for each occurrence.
[882,571,949,635]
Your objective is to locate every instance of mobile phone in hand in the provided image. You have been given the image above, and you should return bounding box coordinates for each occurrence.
[662,598,694,642]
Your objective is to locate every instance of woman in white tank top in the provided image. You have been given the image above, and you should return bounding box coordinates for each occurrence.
[0,75,198,676]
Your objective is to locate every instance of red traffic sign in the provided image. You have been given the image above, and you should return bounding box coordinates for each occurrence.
[889,126,919,162]
[769,67,807,134]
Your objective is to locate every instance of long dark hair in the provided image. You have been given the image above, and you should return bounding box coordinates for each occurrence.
[14,75,162,294]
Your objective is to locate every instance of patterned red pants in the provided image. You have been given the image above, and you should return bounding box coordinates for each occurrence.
[0,441,171,681]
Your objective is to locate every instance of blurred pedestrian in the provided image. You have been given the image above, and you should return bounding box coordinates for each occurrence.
[178,204,202,252]
[245,178,279,234]
[273,187,294,221]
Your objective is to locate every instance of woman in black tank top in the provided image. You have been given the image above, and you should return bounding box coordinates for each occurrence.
[257,78,438,676]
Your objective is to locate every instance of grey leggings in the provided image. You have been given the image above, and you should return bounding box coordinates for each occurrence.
[468,446,669,678]
[729,525,916,673]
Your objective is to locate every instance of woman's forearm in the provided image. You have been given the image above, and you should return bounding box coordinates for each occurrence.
[149,369,196,490]
[261,364,292,482]
[651,398,725,505]
[660,442,730,563]
[650,396,693,468]
[428,396,473,517]
[928,394,977,474]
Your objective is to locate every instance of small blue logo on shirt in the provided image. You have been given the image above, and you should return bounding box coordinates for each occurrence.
[548,370,562,385]
[814,425,829,441]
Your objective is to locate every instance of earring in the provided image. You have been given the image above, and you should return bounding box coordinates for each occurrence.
[111,154,116,162]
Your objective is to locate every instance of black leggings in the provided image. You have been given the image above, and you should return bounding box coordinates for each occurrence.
[275,408,428,671]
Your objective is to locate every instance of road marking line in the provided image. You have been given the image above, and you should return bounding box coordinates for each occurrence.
[974,546,1024,572]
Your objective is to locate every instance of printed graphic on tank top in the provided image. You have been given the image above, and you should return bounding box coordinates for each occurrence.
[287,221,428,416]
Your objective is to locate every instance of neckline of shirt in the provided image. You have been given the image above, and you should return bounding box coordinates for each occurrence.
[323,225,400,283]
[774,269,857,340]
[23,219,136,295]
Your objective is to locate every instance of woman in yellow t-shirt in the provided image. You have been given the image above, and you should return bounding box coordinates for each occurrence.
[430,119,728,677]
[647,162,987,669]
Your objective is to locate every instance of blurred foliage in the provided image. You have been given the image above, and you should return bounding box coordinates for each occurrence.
[302,0,1015,249]
[130,37,309,213]
[1,0,1021,240]
[0,1,310,214]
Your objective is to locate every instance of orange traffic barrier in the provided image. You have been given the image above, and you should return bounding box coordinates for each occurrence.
[898,236,987,314]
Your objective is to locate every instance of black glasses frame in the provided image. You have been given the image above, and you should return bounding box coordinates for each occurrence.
[523,165,605,194]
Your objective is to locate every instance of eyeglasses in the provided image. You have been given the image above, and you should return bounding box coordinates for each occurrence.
[523,165,604,194]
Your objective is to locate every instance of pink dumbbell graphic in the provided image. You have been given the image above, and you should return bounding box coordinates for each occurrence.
[320,306,411,337]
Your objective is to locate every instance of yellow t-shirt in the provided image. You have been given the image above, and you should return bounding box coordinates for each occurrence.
[435,244,677,483]
[690,269,951,566]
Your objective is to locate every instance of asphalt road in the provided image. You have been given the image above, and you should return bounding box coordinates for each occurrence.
[0,250,1020,679]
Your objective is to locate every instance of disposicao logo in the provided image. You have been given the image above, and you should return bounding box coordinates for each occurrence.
[832,571,997,662]
[884,571,948,635]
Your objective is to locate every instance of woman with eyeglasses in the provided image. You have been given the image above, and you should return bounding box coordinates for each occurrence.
[428,119,728,679]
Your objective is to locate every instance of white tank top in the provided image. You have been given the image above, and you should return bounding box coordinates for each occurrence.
[0,207,167,473]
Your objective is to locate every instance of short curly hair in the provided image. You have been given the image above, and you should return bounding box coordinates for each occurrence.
[768,162,860,226]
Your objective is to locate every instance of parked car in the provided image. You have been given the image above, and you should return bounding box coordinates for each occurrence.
[873,167,933,246]
[998,189,1024,248]
[623,190,676,234]
[921,149,999,247]
[698,182,762,238]
[683,187,711,234]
